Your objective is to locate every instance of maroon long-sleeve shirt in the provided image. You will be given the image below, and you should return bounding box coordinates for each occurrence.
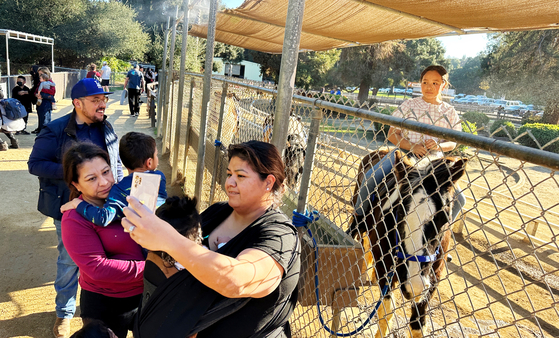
[62,208,145,298]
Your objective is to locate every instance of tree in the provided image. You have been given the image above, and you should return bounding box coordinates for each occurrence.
[0,0,149,68]
[483,30,559,124]
[451,56,484,94]
[247,49,340,88]
[404,38,447,81]
[336,42,411,102]
[295,49,341,89]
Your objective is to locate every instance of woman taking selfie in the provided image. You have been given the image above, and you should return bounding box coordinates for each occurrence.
[123,141,300,338]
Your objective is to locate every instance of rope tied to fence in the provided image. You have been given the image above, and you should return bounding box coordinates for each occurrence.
[292,210,394,337]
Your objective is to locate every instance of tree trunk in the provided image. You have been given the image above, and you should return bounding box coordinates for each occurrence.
[357,79,370,103]
[542,97,559,125]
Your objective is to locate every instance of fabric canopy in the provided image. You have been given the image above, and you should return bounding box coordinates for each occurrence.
[189,0,559,53]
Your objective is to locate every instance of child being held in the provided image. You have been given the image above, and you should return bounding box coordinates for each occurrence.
[60,132,167,226]
[143,196,202,306]
[141,196,229,338]
[36,73,57,109]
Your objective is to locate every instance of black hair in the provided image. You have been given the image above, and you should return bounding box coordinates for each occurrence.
[119,132,156,170]
[153,196,201,267]
[69,320,114,338]
[17,75,25,81]
[63,143,111,200]
[420,65,450,86]
[228,140,285,192]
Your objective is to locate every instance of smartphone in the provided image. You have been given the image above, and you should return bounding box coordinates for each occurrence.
[129,172,161,212]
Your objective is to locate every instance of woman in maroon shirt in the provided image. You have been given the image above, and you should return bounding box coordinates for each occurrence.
[61,143,145,338]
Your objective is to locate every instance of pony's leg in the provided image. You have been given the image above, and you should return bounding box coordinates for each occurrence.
[375,296,394,338]
[408,297,429,338]
[360,234,376,283]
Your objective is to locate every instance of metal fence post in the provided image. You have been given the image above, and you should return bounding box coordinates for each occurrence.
[209,81,229,204]
[162,6,179,154]
[157,16,171,137]
[297,107,322,213]
[194,0,219,203]
[270,0,306,155]
[171,0,191,184]
[183,77,196,176]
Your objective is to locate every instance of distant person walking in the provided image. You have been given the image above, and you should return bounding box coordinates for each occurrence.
[497,105,504,119]
[124,64,144,117]
[100,61,111,92]
[86,63,101,81]
[28,78,123,338]
[12,75,32,134]
[144,67,154,93]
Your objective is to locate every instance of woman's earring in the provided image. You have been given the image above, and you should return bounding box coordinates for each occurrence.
[267,187,270,191]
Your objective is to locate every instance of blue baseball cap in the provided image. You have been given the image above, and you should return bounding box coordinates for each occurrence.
[71,78,113,100]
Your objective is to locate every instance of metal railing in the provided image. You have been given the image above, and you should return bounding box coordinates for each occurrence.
[159,73,559,338]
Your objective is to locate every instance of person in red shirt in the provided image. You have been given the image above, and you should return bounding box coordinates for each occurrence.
[61,143,144,338]
[86,63,102,80]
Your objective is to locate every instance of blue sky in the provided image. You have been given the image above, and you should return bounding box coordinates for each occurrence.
[221,0,488,59]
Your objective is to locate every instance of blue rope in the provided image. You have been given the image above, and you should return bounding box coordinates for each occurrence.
[293,210,394,337]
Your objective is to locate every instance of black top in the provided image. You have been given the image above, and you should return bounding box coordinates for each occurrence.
[198,202,300,338]
[11,85,33,113]
[133,202,300,338]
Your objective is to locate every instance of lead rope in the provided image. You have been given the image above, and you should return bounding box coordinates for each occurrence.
[292,210,394,337]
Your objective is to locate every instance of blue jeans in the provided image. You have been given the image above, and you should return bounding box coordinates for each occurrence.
[354,150,465,221]
[38,109,52,131]
[54,219,79,319]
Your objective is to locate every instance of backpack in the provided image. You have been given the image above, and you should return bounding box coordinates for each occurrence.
[1,98,27,120]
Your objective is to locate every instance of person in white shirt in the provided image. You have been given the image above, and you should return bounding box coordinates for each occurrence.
[100,61,112,92]
[354,65,465,222]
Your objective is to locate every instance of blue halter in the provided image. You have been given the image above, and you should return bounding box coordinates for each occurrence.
[394,231,441,263]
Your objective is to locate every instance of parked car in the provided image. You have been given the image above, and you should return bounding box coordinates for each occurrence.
[481,98,496,106]
[465,95,477,99]
[377,88,390,93]
[504,104,527,115]
[490,99,507,108]
[453,94,466,101]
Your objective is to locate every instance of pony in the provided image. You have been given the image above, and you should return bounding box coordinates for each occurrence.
[348,149,467,338]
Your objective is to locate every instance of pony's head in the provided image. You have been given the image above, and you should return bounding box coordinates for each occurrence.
[390,151,467,300]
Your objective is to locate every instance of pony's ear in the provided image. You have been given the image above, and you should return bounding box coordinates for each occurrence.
[446,158,468,183]
[394,150,413,180]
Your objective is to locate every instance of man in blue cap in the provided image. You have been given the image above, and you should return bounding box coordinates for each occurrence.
[28,78,123,338]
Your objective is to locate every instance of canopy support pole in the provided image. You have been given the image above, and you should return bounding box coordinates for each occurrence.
[194,0,219,204]
[271,0,306,155]
[6,34,10,95]
[157,17,172,137]
[171,0,191,184]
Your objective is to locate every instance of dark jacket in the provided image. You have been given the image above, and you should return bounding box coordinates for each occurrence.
[11,85,33,113]
[28,110,123,220]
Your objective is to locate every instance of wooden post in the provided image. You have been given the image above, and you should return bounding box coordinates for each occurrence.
[523,221,539,244]
[330,289,362,338]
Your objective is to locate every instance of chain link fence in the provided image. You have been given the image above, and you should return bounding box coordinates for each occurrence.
[159,73,559,338]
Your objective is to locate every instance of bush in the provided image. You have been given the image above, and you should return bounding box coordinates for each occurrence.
[517,123,559,154]
[457,120,478,152]
[521,115,542,125]
[462,111,489,128]
[490,120,516,138]
[372,106,396,137]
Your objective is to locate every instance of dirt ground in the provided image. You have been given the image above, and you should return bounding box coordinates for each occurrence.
[0,91,182,338]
